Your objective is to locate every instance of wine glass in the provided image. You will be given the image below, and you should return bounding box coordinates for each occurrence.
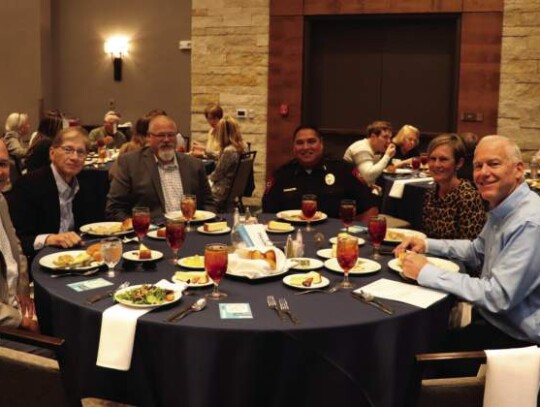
[165,218,186,265]
[420,152,428,170]
[132,206,150,243]
[339,199,356,233]
[336,234,359,289]
[368,215,387,260]
[411,156,421,177]
[181,194,197,232]
[301,194,317,232]
[205,243,228,300]
[100,237,123,277]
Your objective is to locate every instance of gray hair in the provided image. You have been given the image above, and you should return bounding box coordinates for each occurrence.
[5,112,28,132]
[477,135,522,163]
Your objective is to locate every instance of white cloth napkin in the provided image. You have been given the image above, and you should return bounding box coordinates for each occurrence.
[357,278,447,309]
[388,177,433,199]
[483,346,540,407]
[227,247,287,279]
[96,279,185,371]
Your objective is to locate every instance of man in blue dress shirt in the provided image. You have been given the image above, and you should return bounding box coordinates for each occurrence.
[397,135,540,348]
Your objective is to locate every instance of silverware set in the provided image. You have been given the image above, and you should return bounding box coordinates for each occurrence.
[86,281,130,304]
[50,268,100,278]
[267,295,300,324]
[294,285,340,295]
[351,290,394,315]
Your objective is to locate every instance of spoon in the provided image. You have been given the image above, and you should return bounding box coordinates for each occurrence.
[167,298,207,322]
[50,268,99,278]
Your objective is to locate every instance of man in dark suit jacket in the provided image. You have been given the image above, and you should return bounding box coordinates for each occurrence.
[106,115,215,221]
[8,127,100,260]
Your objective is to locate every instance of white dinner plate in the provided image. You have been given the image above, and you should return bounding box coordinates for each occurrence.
[283,274,330,290]
[383,168,413,175]
[39,250,103,271]
[226,266,289,280]
[264,224,295,234]
[384,228,427,243]
[177,255,205,270]
[80,222,133,236]
[122,250,163,262]
[114,284,182,308]
[324,258,381,275]
[316,249,334,259]
[276,210,328,224]
[288,257,324,271]
[329,236,366,246]
[388,257,460,275]
[172,272,213,288]
[164,210,216,223]
[196,225,231,235]
[147,229,166,240]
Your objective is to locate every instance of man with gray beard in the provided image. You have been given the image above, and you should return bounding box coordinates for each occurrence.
[106,115,215,221]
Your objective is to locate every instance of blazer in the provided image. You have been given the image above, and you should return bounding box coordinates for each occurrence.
[106,147,216,221]
[0,194,29,327]
[7,165,101,259]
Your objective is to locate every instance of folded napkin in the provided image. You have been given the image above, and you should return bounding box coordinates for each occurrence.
[358,278,447,309]
[228,247,287,279]
[483,346,540,407]
[388,177,433,199]
[96,279,185,371]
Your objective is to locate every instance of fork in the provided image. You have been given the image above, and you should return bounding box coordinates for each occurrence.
[278,298,300,324]
[351,291,394,315]
[266,295,286,322]
[50,268,99,278]
[86,281,130,304]
[294,285,340,295]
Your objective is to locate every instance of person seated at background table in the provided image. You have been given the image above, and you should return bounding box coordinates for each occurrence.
[457,132,479,184]
[2,112,31,173]
[0,140,37,333]
[343,120,396,184]
[109,116,149,180]
[263,125,378,223]
[397,135,540,350]
[106,115,215,221]
[392,124,420,167]
[7,127,100,260]
[208,116,247,212]
[25,115,64,173]
[422,133,486,239]
[191,103,223,159]
[88,111,127,151]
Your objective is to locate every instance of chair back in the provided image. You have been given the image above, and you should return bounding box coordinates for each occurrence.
[222,150,256,212]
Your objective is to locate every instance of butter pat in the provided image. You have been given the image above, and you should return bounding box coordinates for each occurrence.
[203,221,227,232]
[268,220,291,231]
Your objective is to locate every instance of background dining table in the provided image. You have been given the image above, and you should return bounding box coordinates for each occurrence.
[33,215,454,407]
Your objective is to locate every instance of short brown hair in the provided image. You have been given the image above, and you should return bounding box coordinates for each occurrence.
[204,103,223,120]
[427,133,466,162]
[367,120,392,137]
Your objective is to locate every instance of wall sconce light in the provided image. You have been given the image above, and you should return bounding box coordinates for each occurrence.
[104,36,129,81]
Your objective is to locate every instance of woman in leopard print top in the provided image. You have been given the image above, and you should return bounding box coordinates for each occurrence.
[422,134,486,239]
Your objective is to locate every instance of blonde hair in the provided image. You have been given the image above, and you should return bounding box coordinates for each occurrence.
[215,116,246,153]
[5,112,28,132]
[392,124,419,146]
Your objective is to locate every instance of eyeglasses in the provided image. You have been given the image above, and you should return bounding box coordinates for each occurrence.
[58,146,87,158]
[150,132,177,140]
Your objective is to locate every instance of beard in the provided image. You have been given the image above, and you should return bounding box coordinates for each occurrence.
[157,147,176,162]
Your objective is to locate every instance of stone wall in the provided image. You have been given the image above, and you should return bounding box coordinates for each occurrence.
[499,0,540,158]
[191,0,269,203]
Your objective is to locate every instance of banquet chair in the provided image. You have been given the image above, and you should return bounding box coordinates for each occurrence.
[222,150,257,212]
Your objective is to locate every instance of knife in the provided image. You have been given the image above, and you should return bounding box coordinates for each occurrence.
[351,292,395,315]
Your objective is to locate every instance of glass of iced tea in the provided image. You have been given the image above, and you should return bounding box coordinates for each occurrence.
[181,194,197,232]
[339,199,356,233]
[336,234,359,289]
[165,218,186,264]
[132,206,150,243]
[301,194,317,232]
[205,243,228,300]
[368,215,387,260]
[420,152,428,170]
[411,157,421,177]
[100,237,123,277]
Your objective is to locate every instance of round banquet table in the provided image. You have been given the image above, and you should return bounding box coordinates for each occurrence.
[33,215,454,407]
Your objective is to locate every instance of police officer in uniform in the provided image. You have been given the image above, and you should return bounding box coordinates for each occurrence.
[263,126,378,222]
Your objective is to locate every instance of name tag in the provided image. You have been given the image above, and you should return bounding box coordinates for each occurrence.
[283,188,297,193]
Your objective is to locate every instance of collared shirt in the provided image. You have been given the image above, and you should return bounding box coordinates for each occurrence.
[0,206,19,308]
[419,183,540,343]
[34,164,80,250]
[156,155,184,213]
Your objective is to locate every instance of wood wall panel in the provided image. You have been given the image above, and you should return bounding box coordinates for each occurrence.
[266,16,304,177]
[304,0,462,15]
[463,0,504,12]
[270,0,303,16]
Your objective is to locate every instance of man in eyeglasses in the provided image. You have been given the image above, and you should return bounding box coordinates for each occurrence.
[8,127,100,260]
[106,115,215,221]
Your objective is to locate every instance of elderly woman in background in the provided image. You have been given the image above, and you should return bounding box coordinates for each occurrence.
[2,112,31,166]
[209,116,247,211]
[191,103,223,159]
[422,133,486,239]
[392,124,420,167]
[25,116,64,172]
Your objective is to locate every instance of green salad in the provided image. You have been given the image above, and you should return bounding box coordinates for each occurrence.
[116,284,175,305]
